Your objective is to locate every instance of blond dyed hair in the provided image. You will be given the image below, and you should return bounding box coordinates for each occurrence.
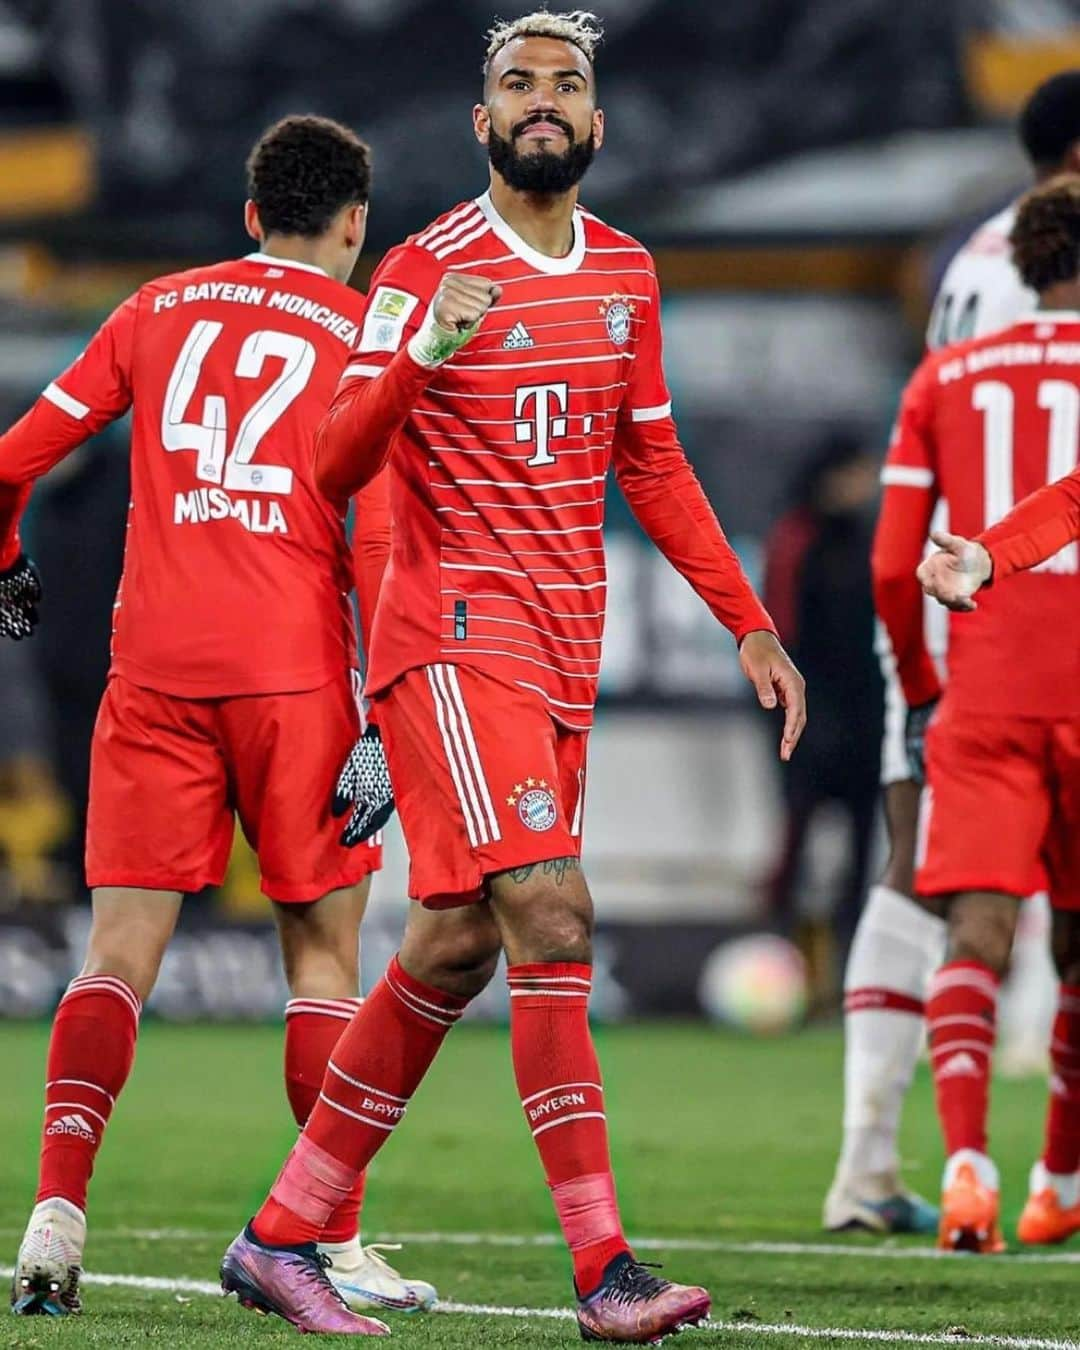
[484,10,603,74]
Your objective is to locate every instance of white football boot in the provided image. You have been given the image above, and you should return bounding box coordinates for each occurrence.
[318,1238,437,1313]
[11,1197,86,1315]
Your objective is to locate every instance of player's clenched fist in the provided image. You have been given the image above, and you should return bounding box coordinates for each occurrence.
[408,274,502,368]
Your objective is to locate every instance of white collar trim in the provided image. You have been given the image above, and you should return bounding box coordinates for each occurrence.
[474,191,586,275]
[1016,310,1080,324]
[244,251,329,278]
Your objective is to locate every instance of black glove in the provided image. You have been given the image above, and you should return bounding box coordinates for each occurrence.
[904,698,939,787]
[331,723,395,846]
[0,553,42,640]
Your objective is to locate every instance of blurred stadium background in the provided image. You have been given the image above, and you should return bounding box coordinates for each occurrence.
[0,0,1078,1025]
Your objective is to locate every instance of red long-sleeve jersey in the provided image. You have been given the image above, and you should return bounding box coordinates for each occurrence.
[976,462,1080,580]
[313,191,775,729]
[873,313,1080,719]
[0,253,389,696]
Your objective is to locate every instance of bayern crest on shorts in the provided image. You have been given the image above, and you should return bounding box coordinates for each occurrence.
[599,294,635,346]
[507,777,558,832]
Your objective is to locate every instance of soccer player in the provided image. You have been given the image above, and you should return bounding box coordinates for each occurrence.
[873,174,1080,1252]
[824,69,1080,1235]
[219,10,805,1340]
[0,117,428,1325]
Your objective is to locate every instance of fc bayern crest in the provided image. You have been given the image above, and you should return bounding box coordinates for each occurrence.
[507,777,558,832]
[599,293,635,346]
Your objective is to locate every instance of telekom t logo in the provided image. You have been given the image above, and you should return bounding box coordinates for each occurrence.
[515,381,569,468]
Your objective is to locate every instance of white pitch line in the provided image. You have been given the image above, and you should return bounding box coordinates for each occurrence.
[6,1229,1080,1265]
[1,1265,1077,1350]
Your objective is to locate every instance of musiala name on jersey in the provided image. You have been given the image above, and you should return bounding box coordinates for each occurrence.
[174,487,288,534]
[151,282,360,347]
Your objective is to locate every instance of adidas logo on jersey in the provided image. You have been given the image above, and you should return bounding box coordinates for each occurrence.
[46,1113,97,1142]
[502,322,534,350]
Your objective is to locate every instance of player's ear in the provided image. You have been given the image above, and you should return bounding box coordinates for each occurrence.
[243,199,262,244]
[1065,139,1080,175]
[345,202,367,251]
[591,107,604,152]
[473,103,491,146]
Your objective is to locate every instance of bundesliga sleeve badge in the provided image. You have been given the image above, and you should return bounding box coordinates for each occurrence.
[599,294,635,346]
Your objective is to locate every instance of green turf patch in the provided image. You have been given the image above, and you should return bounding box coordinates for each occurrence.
[0,1022,1068,1346]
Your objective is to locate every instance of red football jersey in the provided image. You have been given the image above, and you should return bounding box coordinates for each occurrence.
[0,253,377,697]
[323,192,773,729]
[875,313,1080,718]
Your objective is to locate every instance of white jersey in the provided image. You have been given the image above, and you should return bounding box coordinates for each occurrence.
[880,200,1035,784]
[925,203,1035,350]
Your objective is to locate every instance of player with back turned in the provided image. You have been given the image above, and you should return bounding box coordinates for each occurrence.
[0,117,429,1324]
[873,175,1080,1252]
[825,70,1080,1237]
[218,9,805,1341]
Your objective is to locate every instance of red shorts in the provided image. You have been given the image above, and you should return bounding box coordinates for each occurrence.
[916,703,1080,909]
[375,663,587,908]
[86,673,381,903]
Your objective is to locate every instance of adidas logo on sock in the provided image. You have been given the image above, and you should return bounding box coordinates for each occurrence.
[502,321,534,350]
[939,1051,980,1079]
[46,1113,97,1143]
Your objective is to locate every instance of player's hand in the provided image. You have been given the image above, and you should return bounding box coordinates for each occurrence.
[409,275,502,368]
[739,630,806,762]
[432,273,502,335]
[0,553,42,641]
[916,530,992,612]
[904,697,938,786]
[331,724,396,847]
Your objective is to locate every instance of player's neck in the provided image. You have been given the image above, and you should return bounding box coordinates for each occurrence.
[1038,281,1080,313]
[488,177,578,259]
[256,235,333,280]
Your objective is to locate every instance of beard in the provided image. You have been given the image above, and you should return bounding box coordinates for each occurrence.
[487,115,595,194]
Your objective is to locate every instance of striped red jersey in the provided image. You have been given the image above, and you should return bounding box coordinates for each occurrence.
[328,192,773,729]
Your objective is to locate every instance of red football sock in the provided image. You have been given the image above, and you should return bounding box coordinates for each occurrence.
[507,963,630,1295]
[284,997,367,1244]
[254,956,467,1246]
[37,975,141,1211]
[926,960,998,1157]
[1043,984,1080,1175]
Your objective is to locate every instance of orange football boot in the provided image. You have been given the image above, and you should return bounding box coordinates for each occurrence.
[1018,1187,1080,1246]
[938,1162,1005,1253]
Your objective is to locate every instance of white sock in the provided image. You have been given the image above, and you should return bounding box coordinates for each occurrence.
[1030,1159,1080,1207]
[838,885,946,1182]
[944,1149,998,1191]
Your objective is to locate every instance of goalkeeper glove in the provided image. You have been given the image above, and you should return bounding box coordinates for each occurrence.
[331,723,395,846]
[904,698,939,787]
[0,553,42,640]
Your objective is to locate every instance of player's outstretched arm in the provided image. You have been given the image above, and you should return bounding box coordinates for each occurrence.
[314,273,501,500]
[739,630,807,762]
[916,531,992,612]
[970,465,1080,586]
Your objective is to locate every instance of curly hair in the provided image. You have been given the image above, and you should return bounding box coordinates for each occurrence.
[484,9,603,76]
[246,115,371,239]
[1018,70,1080,172]
[1010,175,1080,293]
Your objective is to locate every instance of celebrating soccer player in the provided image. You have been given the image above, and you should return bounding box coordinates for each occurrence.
[873,175,1080,1253]
[825,69,1080,1236]
[220,9,804,1340]
[2,117,430,1326]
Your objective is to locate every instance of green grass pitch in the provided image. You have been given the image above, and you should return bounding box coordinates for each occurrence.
[0,1020,1074,1347]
